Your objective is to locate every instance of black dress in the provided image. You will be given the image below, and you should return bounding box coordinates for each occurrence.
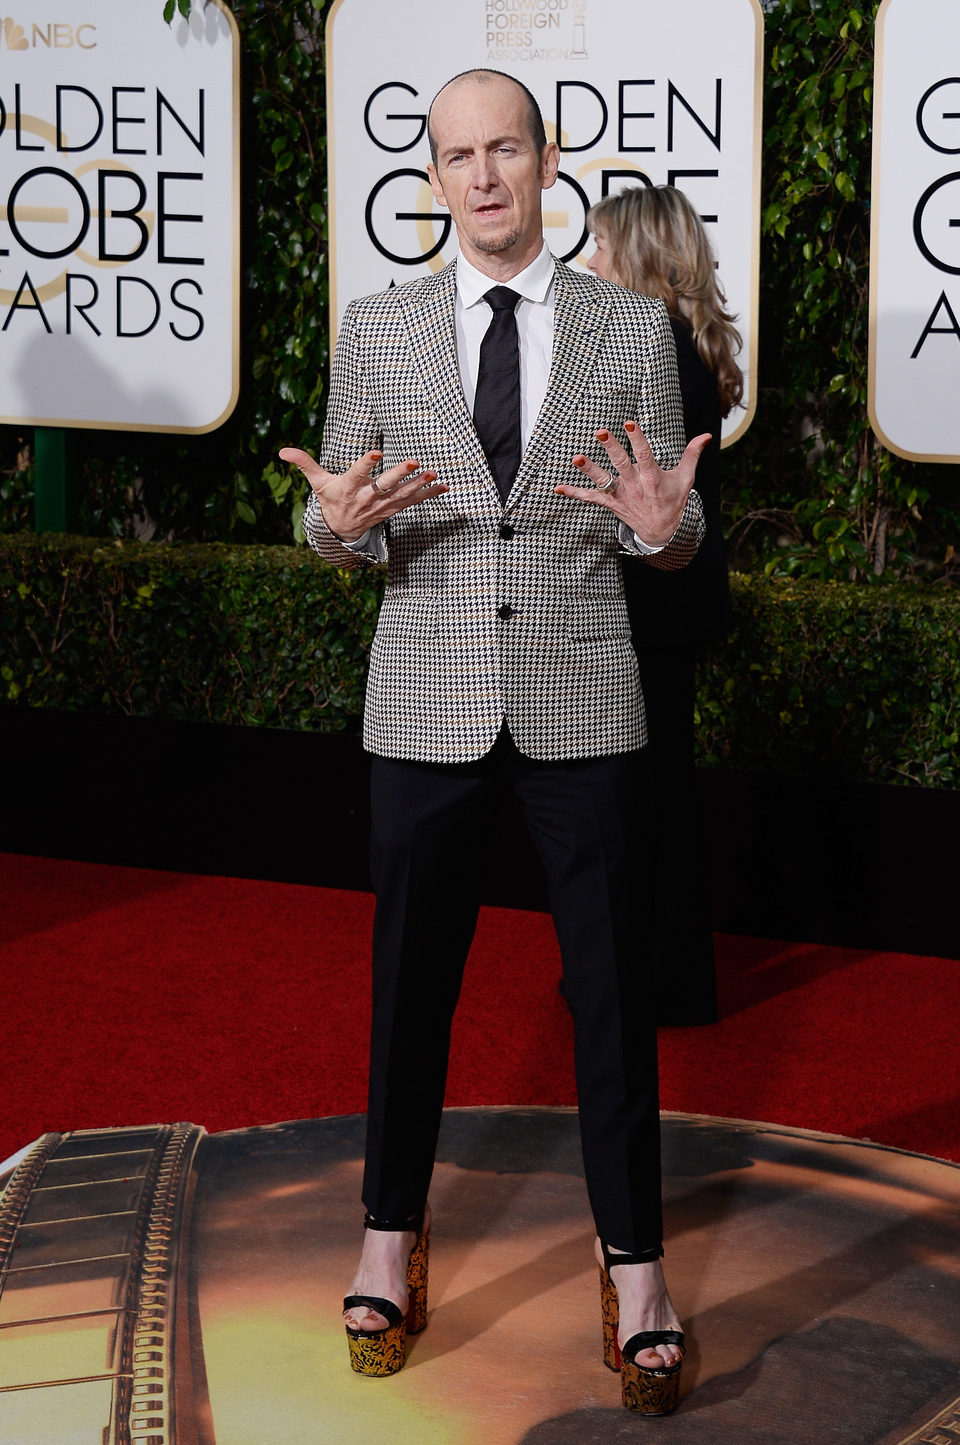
[622,316,729,1025]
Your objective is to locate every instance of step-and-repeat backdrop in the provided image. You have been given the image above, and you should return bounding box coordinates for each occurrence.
[326,0,764,445]
[5,0,955,463]
[871,0,960,462]
[0,0,239,434]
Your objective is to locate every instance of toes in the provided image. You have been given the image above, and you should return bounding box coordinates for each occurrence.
[344,1309,387,1332]
[635,1346,682,1370]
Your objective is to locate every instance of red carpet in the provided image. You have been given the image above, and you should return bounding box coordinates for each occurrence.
[2,852,958,1168]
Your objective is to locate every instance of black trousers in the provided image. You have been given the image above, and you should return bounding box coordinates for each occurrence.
[635,645,718,1025]
[362,728,663,1254]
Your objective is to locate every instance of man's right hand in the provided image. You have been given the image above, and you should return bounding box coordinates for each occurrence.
[279,446,447,543]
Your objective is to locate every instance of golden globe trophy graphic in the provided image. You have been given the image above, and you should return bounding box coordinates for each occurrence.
[571,6,587,59]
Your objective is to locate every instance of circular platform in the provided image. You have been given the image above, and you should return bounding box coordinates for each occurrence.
[2,1110,959,1443]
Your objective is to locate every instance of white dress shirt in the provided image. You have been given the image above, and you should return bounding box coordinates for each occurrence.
[454,243,555,452]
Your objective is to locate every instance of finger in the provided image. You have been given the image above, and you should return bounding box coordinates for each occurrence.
[571,452,616,488]
[388,478,448,513]
[366,460,438,497]
[554,481,615,508]
[346,450,388,486]
[279,445,325,487]
[279,445,386,496]
[623,420,655,467]
[278,445,315,468]
[681,432,713,474]
[380,459,430,491]
[594,427,635,474]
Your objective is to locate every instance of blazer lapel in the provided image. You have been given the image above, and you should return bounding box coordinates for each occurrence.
[399,257,611,505]
[509,260,611,506]
[400,262,494,486]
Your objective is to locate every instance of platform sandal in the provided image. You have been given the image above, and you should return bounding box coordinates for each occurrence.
[598,1240,684,1415]
[343,1212,429,1377]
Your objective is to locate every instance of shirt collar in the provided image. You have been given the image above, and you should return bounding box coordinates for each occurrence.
[455,241,555,310]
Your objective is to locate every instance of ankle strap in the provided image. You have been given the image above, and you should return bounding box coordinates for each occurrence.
[600,1240,664,1269]
[363,1211,422,1233]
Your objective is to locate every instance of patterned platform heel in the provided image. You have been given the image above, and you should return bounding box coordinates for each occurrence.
[598,1240,684,1415]
[343,1212,429,1377]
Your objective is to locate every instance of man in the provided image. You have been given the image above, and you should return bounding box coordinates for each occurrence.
[280,68,707,1395]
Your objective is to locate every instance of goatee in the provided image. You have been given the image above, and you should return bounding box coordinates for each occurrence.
[471,227,521,255]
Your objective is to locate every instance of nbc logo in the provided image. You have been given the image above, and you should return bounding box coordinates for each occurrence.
[0,17,97,48]
[0,16,28,48]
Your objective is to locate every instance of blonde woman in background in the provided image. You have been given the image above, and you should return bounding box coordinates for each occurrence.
[587,185,743,1027]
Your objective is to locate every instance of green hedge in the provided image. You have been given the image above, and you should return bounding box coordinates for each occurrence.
[2,535,958,788]
[0,534,382,732]
[696,576,960,788]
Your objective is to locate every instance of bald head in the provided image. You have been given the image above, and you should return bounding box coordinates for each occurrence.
[427,69,547,165]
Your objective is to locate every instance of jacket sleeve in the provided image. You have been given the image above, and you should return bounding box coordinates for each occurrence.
[634,489,706,572]
[302,302,387,569]
[623,299,705,572]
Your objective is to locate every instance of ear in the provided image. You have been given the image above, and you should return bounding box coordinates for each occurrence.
[541,141,560,192]
[427,162,448,209]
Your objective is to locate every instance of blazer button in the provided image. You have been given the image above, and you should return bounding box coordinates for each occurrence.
[497,604,514,620]
[499,523,515,540]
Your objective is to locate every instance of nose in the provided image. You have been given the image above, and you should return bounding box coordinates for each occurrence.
[470,156,498,191]
[586,248,599,273]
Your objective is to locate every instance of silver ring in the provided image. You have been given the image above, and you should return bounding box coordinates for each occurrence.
[370,476,396,496]
[598,474,619,495]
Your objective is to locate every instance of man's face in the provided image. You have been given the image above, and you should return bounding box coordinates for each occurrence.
[427,75,560,277]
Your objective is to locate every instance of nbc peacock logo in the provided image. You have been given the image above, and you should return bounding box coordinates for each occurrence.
[1,16,29,48]
[0,16,96,48]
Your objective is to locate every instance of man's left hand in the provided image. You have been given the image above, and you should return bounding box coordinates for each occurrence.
[556,421,711,548]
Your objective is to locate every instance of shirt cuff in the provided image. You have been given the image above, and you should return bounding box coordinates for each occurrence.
[340,529,373,551]
[339,525,388,562]
[617,520,666,555]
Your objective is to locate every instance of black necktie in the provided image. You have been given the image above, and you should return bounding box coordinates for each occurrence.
[473,286,521,503]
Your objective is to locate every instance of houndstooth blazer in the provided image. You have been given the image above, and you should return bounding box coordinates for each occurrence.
[303,256,704,763]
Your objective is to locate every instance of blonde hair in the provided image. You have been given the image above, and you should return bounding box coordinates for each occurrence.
[588,186,743,416]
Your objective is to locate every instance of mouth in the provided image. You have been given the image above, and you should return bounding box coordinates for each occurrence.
[473,203,507,220]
